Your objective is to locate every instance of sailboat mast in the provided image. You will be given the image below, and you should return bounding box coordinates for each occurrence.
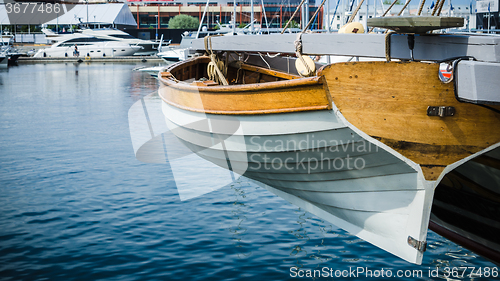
[251,0,254,32]
[196,0,210,39]
[327,0,331,32]
[261,0,270,33]
[233,0,236,34]
[364,0,368,32]
[303,0,309,29]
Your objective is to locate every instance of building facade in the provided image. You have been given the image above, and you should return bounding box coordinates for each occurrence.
[126,0,322,30]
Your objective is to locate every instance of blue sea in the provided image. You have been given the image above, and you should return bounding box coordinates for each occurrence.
[0,63,497,280]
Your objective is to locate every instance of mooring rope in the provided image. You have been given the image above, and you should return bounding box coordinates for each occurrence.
[204,35,228,86]
[294,33,314,76]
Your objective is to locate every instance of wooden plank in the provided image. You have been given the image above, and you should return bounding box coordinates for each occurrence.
[190,33,500,63]
[367,16,464,33]
[320,61,500,180]
[240,63,301,80]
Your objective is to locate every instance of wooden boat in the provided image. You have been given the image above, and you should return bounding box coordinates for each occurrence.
[156,50,500,264]
[146,27,500,265]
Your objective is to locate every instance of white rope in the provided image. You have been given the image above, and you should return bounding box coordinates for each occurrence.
[258,52,271,69]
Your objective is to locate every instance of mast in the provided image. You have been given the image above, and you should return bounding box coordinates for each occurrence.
[327,0,331,32]
[233,0,237,34]
[303,0,309,29]
[364,0,368,31]
[251,0,254,32]
[196,0,210,39]
[261,0,270,33]
[469,0,472,32]
[86,0,89,28]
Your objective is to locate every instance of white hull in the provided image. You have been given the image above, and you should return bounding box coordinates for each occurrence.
[34,42,140,58]
[158,48,189,62]
[160,100,436,264]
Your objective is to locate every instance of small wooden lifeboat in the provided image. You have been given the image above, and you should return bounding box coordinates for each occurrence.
[158,56,332,115]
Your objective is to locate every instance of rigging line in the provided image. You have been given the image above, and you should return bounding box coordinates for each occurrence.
[436,0,445,16]
[431,0,442,15]
[417,0,426,15]
[309,12,318,31]
[329,0,342,31]
[281,0,307,34]
[302,0,327,32]
[258,52,272,69]
[347,0,366,24]
[345,0,357,23]
[368,0,400,33]
[398,0,412,16]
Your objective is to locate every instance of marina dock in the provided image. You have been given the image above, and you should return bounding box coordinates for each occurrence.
[17,56,164,63]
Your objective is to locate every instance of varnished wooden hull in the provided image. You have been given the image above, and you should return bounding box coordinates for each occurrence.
[158,56,332,115]
[318,61,500,181]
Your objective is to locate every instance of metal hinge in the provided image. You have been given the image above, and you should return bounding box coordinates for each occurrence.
[427,106,455,117]
[408,236,427,253]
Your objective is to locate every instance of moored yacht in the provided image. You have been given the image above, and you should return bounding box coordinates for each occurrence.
[33,34,141,58]
[79,28,171,56]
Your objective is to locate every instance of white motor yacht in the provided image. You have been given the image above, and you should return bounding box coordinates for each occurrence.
[79,28,170,56]
[33,35,141,58]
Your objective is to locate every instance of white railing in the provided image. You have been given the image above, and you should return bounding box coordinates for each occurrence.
[14,33,47,44]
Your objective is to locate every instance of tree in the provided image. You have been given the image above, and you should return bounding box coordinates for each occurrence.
[383,0,403,4]
[168,15,199,29]
[282,19,299,29]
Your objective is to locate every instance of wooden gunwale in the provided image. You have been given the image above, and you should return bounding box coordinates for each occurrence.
[158,56,331,115]
[159,75,323,92]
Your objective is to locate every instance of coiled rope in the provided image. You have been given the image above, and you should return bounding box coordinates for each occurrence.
[204,35,228,85]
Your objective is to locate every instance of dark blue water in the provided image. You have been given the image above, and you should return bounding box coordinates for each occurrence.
[0,63,496,280]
